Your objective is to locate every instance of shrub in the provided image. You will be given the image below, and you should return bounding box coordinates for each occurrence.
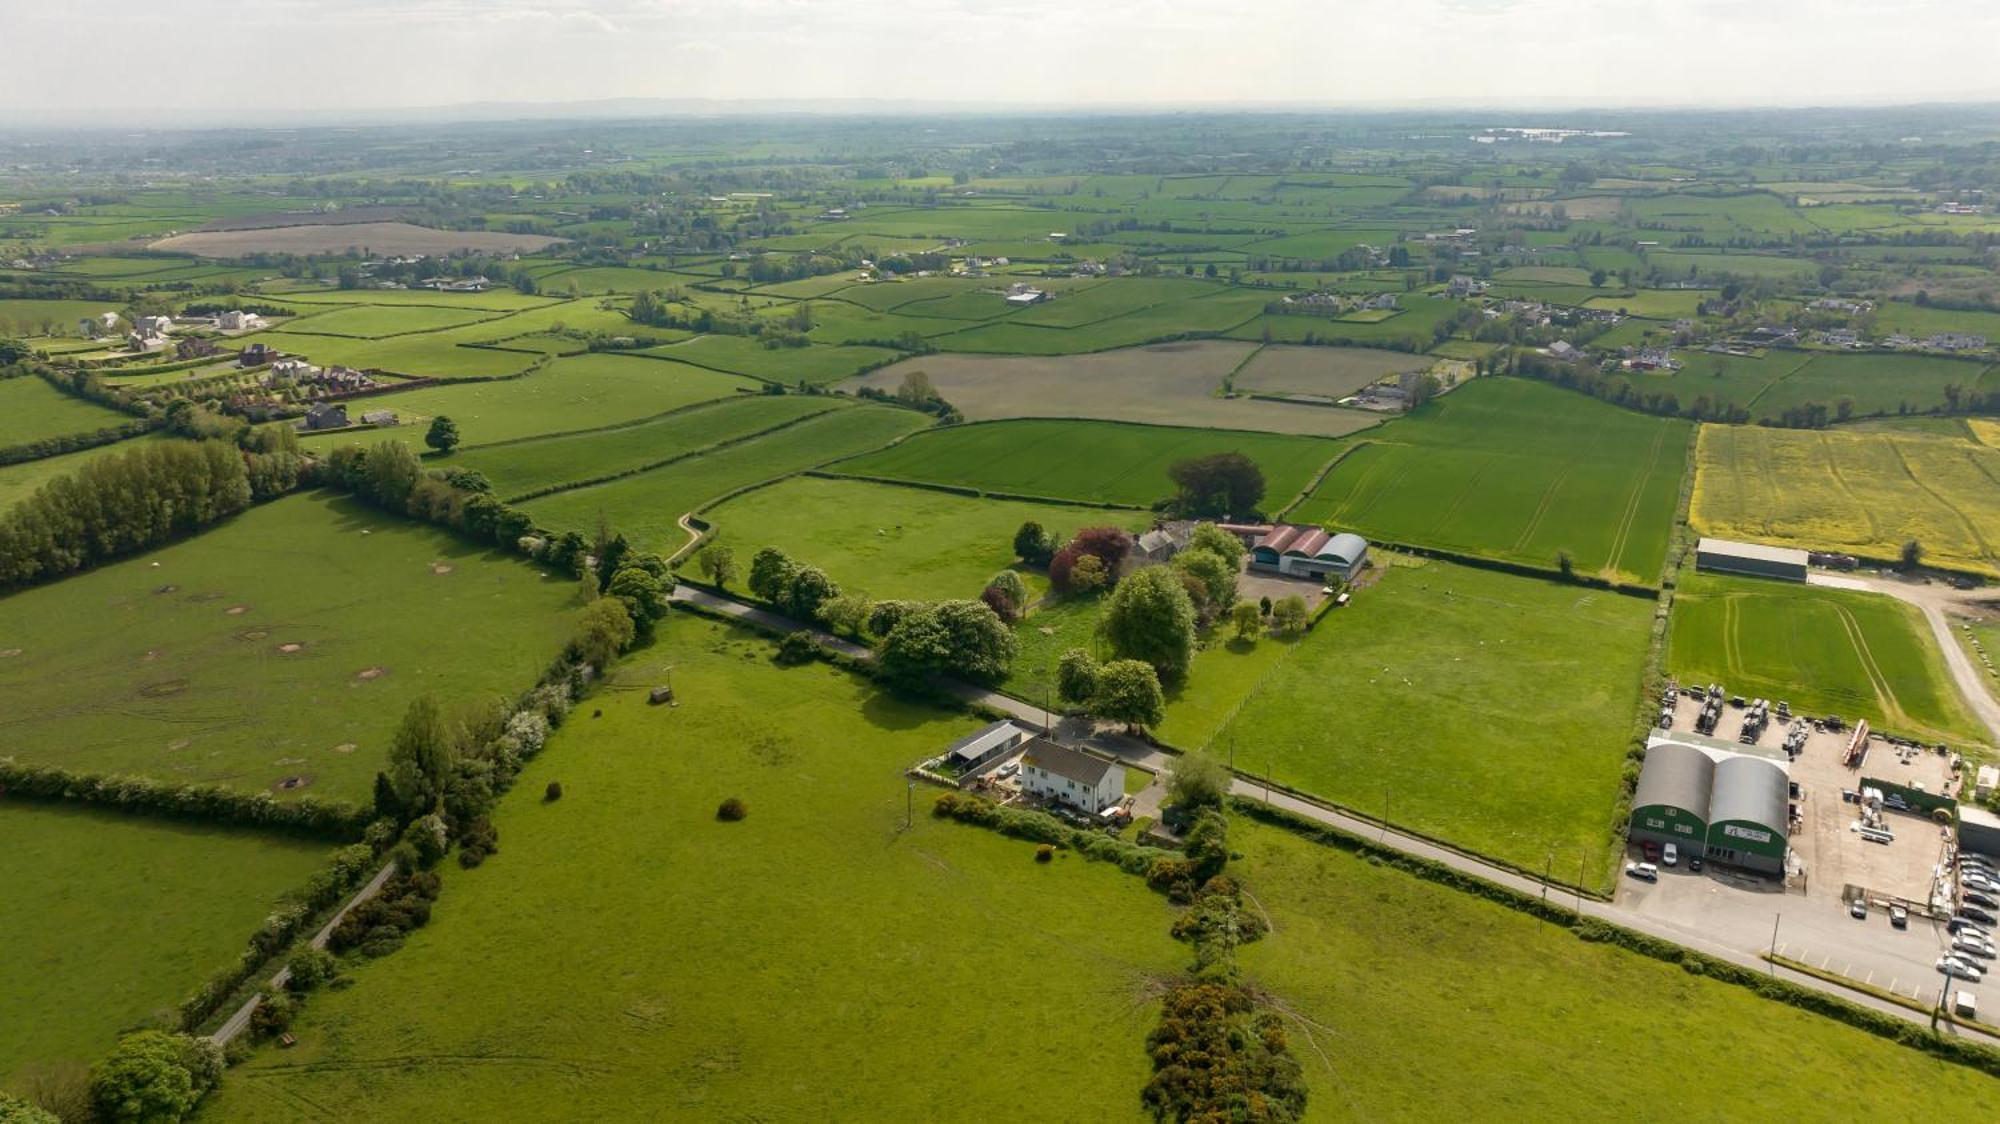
[775,629,825,665]
[0,1094,60,1124]
[249,992,296,1039]
[285,947,338,993]
[1035,843,1056,863]
[457,816,499,868]
[545,781,564,802]
[717,797,748,821]
[89,1031,220,1124]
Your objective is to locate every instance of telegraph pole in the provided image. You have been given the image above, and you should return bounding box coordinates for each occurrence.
[1768,913,1781,976]
[906,778,915,830]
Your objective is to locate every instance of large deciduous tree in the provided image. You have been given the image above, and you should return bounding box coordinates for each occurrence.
[1091,659,1165,733]
[877,599,1018,685]
[1167,452,1265,518]
[1101,565,1197,679]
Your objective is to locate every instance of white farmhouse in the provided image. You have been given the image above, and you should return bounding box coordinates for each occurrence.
[1018,739,1124,814]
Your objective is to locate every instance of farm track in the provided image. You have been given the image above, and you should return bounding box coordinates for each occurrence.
[1829,602,1908,729]
[1885,438,1998,565]
[1601,422,1669,581]
[1817,433,1882,543]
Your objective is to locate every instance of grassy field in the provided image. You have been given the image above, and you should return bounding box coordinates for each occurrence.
[1692,424,2000,576]
[449,395,841,500]
[639,337,899,385]
[1289,378,1691,585]
[0,376,134,446]
[521,406,932,555]
[1757,352,1994,419]
[1231,345,1431,398]
[0,803,330,1084]
[844,342,1380,437]
[0,433,164,510]
[830,418,1343,508]
[299,354,758,449]
[0,492,582,802]
[1668,572,1987,747]
[238,298,632,379]
[703,475,1146,602]
[1202,557,1654,884]
[270,303,505,338]
[1231,816,2000,1118]
[206,617,1177,1122]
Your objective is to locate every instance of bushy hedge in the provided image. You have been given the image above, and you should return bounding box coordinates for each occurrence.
[0,419,156,468]
[932,791,1160,875]
[0,762,372,841]
[328,870,442,958]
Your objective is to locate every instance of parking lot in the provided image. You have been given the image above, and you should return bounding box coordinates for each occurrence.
[1621,689,1992,1022]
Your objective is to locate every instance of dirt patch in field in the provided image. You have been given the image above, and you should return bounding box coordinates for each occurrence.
[1233,345,1430,399]
[166,738,191,751]
[353,666,388,682]
[138,678,188,698]
[188,592,225,603]
[225,605,250,615]
[0,648,20,658]
[277,642,307,654]
[843,343,1380,437]
[150,221,565,259]
[271,774,315,792]
[236,629,268,641]
[430,562,455,575]
[154,584,178,595]
[142,649,161,661]
[331,742,357,754]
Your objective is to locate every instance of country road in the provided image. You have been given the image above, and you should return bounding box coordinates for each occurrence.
[1809,571,2000,744]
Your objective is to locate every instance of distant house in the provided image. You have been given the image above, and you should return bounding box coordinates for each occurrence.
[1738,326,1799,347]
[300,403,349,431]
[1018,739,1124,814]
[1625,348,1680,372]
[940,720,1032,775]
[1445,275,1488,298]
[239,342,277,367]
[97,310,121,330]
[1547,340,1577,359]
[125,330,169,352]
[1926,332,1986,352]
[174,337,219,361]
[135,314,174,337]
[1362,293,1400,311]
[217,310,266,331]
[360,409,399,427]
[1816,328,1861,349]
[268,358,316,382]
[1247,525,1368,582]
[1004,282,1048,306]
[1128,522,1193,570]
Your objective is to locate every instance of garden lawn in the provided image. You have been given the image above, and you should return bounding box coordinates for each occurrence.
[831,418,1343,508]
[1230,815,2000,1119]
[521,406,931,555]
[0,492,582,802]
[299,354,758,449]
[1692,424,2000,577]
[0,803,329,1084]
[1206,558,1652,884]
[702,475,1147,603]
[1668,572,1986,748]
[1289,377,1690,585]
[206,617,1178,1122]
[0,376,135,447]
[450,395,841,501]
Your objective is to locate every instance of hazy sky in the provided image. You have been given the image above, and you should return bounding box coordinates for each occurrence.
[5,0,1999,117]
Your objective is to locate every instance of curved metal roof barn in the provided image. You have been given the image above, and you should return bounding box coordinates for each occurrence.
[1633,741,1715,820]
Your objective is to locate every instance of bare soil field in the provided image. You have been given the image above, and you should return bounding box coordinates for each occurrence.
[149,222,565,258]
[842,341,1381,436]
[195,205,414,232]
[1232,344,1431,399]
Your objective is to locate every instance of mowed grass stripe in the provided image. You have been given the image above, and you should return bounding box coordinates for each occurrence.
[829,418,1345,508]
[520,406,932,556]
[450,395,841,501]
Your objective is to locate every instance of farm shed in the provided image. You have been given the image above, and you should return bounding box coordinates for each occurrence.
[1248,525,1370,581]
[941,720,1031,774]
[1018,738,1124,814]
[1704,755,1790,875]
[1695,537,1807,582]
[1629,741,1713,855]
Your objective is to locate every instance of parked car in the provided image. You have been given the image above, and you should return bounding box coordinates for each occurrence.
[1626,862,1659,882]
[1642,841,1661,862]
[1960,905,1999,926]
[1663,843,1679,867]
[1688,856,1703,873]
[1849,898,1869,919]
[1948,917,1991,937]
[1961,874,2000,894]
[1938,956,1985,982]
[1889,904,1909,929]
[1964,890,2000,910]
[1953,937,1996,960]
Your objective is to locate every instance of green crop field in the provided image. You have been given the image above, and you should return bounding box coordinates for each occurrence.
[270,304,504,338]
[1231,817,2000,1116]
[299,354,759,448]
[450,395,841,500]
[1754,352,1994,419]
[0,492,582,801]
[1289,378,1691,585]
[830,418,1342,508]
[0,803,330,1083]
[0,434,164,510]
[1692,424,2000,577]
[237,298,633,378]
[0,376,135,446]
[703,475,1146,602]
[638,336,898,385]
[0,298,124,336]
[1668,572,1986,747]
[1203,558,1654,883]
[206,617,1178,1121]
[521,406,932,555]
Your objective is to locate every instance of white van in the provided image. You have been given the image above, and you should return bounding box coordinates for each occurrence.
[1954,990,1978,1019]
[1663,843,1679,867]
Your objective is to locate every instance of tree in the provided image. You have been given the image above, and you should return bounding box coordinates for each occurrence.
[1057,648,1101,706]
[362,440,423,512]
[1188,522,1246,565]
[1167,452,1265,518]
[1271,594,1309,636]
[1092,659,1165,732]
[1555,550,1575,580]
[1164,752,1230,810]
[384,695,458,817]
[696,542,737,588]
[877,599,1018,685]
[783,565,839,621]
[424,415,460,454]
[1230,600,1262,641]
[897,369,937,405]
[1013,521,1056,566]
[982,569,1029,621]
[1900,539,1924,572]
[1589,269,1608,287]
[595,533,630,593]
[1172,547,1238,613]
[573,597,636,668]
[1068,553,1109,593]
[89,1032,220,1124]
[0,1095,59,1124]
[747,546,797,602]
[1049,526,1131,593]
[1102,565,1197,679]
[607,566,669,638]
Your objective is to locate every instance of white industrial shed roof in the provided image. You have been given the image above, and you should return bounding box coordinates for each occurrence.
[1696,537,1809,568]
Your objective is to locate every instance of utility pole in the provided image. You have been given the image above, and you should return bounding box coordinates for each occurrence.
[1541,850,1554,930]
[906,778,915,830]
[1768,913,1781,976]
[1381,787,1390,842]
[1577,852,1587,911]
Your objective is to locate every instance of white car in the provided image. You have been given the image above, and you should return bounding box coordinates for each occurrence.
[1625,861,1659,882]
[1954,937,1997,960]
[1938,956,1985,982]
[1663,843,1679,867]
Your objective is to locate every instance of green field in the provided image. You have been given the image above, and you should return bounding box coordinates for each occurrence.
[0,375,134,446]
[521,406,932,555]
[0,433,163,510]
[703,474,1146,602]
[1289,378,1691,585]
[206,617,1177,1121]
[1202,558,1654,883]
[271,303,504,338]
[1756,352,1994,419]
[0,492,582,801]
[0,803,329,1083]
[450,395,841,500]
[300,354,759,449]
[1692,424,2000,577]
[1668,572,1986,747]
[639,337,899,385]
[236,298,633,379]
[830,418,1342,508]
[1232,816,2000,1117]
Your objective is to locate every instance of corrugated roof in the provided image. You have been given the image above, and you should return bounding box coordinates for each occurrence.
[1634,741,1715,818]
[1697,537,1809,568]
[1709,755,1789,835]
[943,720,1028,763]
[1324,532,1368,564]
[1021,738,1118,787]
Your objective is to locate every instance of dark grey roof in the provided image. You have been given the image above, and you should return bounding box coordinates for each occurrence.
[942,720,1028,763]
[1709,755,1788,834]
[1022,738,1118,787]
[1634,741,1714,819]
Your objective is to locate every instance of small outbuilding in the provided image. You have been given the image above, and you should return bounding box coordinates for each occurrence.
[1695,537,1808,582]
[300,403,349,431]
[941,720,1032,774]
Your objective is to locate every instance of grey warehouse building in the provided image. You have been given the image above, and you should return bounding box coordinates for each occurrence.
[1695,537,1808,582]
[1630,740,1790,875]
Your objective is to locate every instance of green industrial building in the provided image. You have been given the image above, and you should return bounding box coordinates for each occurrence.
[1630,740,1789,876]
[1629,741,1712,855]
